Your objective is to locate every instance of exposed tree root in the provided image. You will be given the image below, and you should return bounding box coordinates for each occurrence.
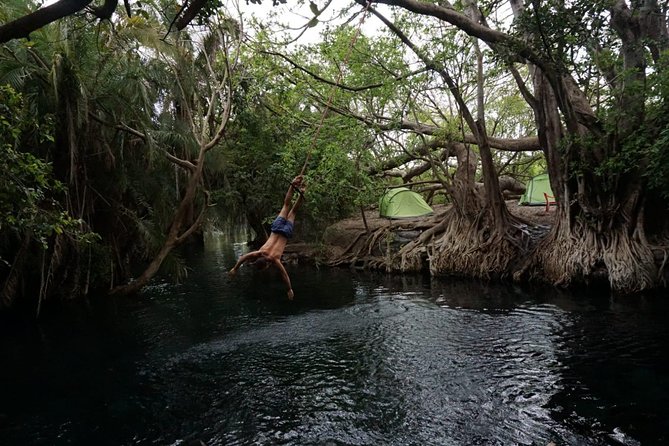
[339,231,367,258]
[327,226,393,268]
[328,207,530,279]
[428,211,525,279]
[516,220,659,293]
[389,219,450,273]
[324,200,668,292]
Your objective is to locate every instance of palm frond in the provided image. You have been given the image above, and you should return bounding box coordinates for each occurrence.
[160,251,188,284]
[0,63,28,89]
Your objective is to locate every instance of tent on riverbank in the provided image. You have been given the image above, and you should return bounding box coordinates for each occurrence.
[379,187,434,219]
[519,173,554,206]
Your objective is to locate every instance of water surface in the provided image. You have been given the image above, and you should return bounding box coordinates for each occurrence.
[1,240,668,445]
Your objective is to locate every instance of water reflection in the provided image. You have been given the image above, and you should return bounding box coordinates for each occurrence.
[0,236,668,445]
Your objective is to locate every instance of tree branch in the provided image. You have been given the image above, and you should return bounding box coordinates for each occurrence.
[164,152,197,171]
[203,31,236,153]
[319,97,541,152]
[164,1,190,38]
[89,0,118,20]
[175,0,208,31]
[123,0,132,17]
[87,112,196,171]
[370,142,455,178]
[358,0,547,69]
[263,50,428,92]
[0,0,94,44]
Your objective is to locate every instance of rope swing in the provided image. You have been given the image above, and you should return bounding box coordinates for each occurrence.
[298,0,373,177]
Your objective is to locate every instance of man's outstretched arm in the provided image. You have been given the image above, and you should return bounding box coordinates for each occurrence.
[229,251,262,275]
[274,260,294,299]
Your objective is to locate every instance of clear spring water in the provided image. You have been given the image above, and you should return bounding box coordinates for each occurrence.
[1,239,668,445]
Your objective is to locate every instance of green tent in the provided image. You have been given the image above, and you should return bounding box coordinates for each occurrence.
[379,187,434,218]
[519,173,554,206]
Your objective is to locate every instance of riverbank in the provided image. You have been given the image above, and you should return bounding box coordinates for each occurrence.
[287,200,555,269]
[285,200,668,290]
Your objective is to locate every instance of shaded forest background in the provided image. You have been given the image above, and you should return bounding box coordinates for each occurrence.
[1,0,668,312]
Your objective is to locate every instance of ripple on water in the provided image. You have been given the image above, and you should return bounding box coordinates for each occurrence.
[138,293,582,445]
[146,280,666,445]
[4,259,668,446]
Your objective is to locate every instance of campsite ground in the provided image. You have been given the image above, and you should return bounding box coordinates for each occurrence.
[331,200,555,233]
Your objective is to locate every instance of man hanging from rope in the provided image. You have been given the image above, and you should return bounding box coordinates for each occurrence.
[228,175,307,299]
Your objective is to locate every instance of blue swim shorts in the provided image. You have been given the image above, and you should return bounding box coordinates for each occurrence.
[270,216,294,239]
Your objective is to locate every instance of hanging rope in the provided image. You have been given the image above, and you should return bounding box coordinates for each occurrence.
[298,0,373,177]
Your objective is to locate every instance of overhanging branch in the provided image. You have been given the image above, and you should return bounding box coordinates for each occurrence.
[263,50,428,92]
[89,0,118,20]
[0,0,94,43]
[175,0,208,31]
[319,98,541,152]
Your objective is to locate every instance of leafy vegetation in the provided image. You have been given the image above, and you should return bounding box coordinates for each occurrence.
[1,0,667,306]
[0,85,79,250]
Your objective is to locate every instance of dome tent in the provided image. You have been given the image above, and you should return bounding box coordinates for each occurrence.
[518,173,554,206]
[379,187,434,219]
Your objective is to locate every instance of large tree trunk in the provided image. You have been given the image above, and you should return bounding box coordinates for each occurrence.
[367,3,528,278]
[512,1,663,292]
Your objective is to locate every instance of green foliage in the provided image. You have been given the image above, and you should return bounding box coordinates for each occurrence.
[204,36,381,237]
[0,85,79,249]
[646,127,669,199]
[212,103,289,222]
[512,0,608,63]
[282,120,375,227]
[210,91,375,235]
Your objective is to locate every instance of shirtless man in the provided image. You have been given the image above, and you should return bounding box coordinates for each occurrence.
[228,175,306,299]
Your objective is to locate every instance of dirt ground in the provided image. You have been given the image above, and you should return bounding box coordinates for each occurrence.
[506,200,557,226]
[326,200,556,234]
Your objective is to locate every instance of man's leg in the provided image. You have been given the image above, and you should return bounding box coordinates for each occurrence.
[278,181,296,219]
[287,188,306,223]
